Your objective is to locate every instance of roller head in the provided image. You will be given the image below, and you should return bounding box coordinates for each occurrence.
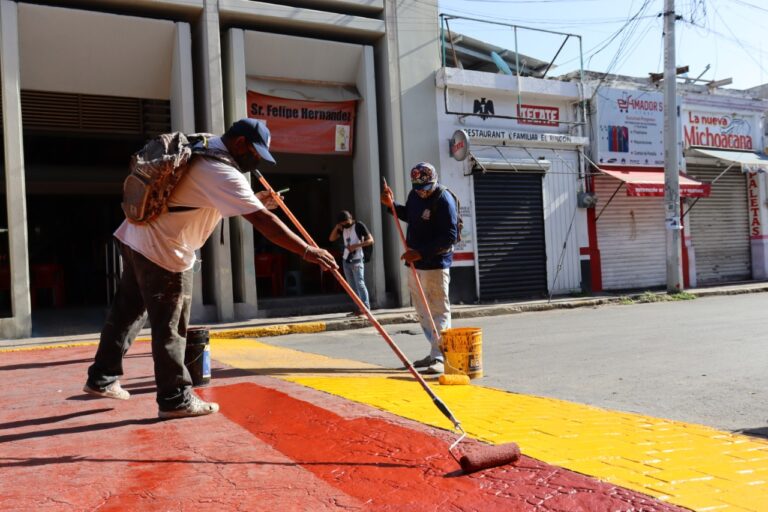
[439,374,470,386]
[458,443,521,473]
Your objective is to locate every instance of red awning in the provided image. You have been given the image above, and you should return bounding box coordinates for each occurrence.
[599,168,711,198]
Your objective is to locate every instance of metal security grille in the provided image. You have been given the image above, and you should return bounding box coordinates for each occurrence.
[594,175,666,290]
[474,171,547,300]
[686,165,751,284]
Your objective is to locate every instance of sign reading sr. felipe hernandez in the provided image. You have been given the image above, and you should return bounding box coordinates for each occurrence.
[248,91,356,155]
[456,128,588,151]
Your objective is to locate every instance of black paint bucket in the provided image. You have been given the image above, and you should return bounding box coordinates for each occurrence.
[184,327,211,387]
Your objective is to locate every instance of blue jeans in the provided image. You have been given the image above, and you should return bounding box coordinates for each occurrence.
[407,268,451,360]
[343,260,370,310]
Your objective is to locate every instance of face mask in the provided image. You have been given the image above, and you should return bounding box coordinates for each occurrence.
[233,149,261,173]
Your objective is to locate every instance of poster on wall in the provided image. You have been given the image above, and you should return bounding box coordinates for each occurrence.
[247,91,356,155]
[596,87,665,167]
[683,110,756,150]
[452,207,474,267]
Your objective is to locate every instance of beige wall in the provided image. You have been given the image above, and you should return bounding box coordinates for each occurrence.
[18,3,176,99]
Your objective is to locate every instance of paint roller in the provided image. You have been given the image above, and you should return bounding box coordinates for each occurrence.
[253,170,519,473]
[438,374,469,386]
[381,177,521,473]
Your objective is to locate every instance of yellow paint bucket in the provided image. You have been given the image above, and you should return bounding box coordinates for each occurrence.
[440,327,483,379]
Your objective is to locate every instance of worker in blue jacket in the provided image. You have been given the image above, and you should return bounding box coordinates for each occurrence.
[381,162,458,375]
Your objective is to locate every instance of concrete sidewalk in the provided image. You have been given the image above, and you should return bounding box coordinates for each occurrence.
[4,281,768,349]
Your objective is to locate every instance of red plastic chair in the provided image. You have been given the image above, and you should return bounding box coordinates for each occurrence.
[31,263,66,308]
[254,253,284,296]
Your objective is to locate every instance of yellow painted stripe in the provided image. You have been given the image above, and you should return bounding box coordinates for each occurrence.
[209,337,768,512]
[0,319,325,353]
[209,337,402,378]
[0,337,150,353]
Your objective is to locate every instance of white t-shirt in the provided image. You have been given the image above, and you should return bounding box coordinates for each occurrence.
[342,223,363,261]
[114,137,264,272]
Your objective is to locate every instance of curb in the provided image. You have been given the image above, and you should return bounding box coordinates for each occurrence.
[209,285,768,340]
[4,285,767,350]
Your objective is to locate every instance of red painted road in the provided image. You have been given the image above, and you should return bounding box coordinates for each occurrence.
[0,344,690,511]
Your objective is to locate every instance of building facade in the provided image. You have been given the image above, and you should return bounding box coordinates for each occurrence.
[584,77,768,292]
[434,33,589,302]
[0,0,440,338]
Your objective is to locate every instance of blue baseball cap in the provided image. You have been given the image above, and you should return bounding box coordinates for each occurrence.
[227,118,276,164]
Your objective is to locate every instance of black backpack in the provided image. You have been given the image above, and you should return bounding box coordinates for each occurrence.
[429,186,463,242]
[354,221,373,263]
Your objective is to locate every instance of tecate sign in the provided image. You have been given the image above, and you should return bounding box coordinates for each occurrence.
[450,130,470,161]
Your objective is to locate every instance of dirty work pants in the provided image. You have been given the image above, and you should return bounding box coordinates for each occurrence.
[87,241,193,411]
[407,268,451,361]
[343,259,370,310]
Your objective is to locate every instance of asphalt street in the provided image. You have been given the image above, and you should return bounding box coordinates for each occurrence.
[262,293,768,433]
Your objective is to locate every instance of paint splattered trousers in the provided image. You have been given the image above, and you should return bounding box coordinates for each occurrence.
[87,240,194,412]
[407,268,451,361]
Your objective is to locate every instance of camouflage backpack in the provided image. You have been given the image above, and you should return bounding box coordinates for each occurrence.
[121,132,238,224]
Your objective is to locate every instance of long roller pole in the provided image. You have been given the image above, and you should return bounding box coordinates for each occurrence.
[253,170,463,433]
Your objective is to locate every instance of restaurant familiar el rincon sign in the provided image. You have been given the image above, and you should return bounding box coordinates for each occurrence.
[459,127,588,147]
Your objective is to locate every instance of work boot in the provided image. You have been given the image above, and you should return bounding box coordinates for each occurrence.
[411,355,436,368]
[158,394,219,419]
[82,381,130,400]
[420,360,444,375]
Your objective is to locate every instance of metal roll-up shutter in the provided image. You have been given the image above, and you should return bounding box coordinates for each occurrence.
[594,175,666,290]
[686,165,750,283]
[474,171,547,299]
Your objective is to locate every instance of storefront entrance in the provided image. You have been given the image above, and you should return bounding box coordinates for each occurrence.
[686,165,751,284]
[474,171,548,300]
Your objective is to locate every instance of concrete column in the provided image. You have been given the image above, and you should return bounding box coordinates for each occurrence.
[749,172,768,279]
[377,0,441,307]
[195,0,233,321]
[353,45,385,308]
[223,28,258,318]
[171,21,204,312]
[0,0,31,338]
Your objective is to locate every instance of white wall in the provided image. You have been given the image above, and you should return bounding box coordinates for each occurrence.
[436,69,585,294]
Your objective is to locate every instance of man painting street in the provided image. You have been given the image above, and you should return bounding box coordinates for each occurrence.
[83,119,337,418]
[381,162,458,375]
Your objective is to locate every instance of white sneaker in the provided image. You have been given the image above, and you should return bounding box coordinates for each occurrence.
[420,360,444,375]
[83,381,130,400]
[158,394,219,419]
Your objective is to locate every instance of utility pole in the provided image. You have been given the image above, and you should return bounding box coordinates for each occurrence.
[663,0,683,292]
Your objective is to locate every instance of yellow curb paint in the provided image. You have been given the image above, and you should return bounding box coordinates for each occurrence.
[207,338,768,512]
[211,322,326,340]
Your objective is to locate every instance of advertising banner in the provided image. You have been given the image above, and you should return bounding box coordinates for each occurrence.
[683,110,756,150]
[247,91,356,155]
[596,88,665,167]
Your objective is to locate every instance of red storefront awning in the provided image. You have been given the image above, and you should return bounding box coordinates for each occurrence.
[599,168,711,198]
